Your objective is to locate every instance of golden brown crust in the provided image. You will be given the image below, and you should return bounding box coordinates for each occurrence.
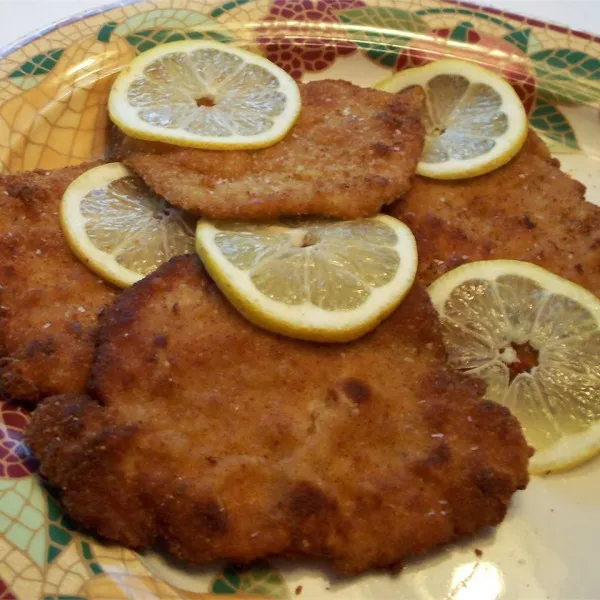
[27,256,530,573]
[389,131,600,294]
[113,80,425,220]
[25,394,156,547]
[0,164,117,402]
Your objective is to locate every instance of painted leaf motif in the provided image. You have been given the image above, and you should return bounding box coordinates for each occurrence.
[503,29,531,54]
[446,21,479,43]
[117,8,219,32]
[211,562,290,598]
[0,478,47,567]
[125,28,231,53]
[529,97,580,150]
[211,0,253,18]
[8,49,64,79]
[337,7,428,67]
[531,49,600,105]
[46,487,79,564]
[114,8,236,39]
[414,6,516,31]
[80,540,104,576]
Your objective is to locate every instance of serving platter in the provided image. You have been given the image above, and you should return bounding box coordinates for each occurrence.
[0,0,599,598]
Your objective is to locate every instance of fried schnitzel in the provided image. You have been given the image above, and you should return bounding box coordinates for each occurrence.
[389,132,600,294]
[26,256,530,574]
[111,80,425,220]
[0,165,117,402]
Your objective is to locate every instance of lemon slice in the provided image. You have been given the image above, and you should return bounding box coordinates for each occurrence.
[108,40,301,149]
[428,260,600,474]
[195,216,418,342]
[376,59,528,179]
[61,162,196,288]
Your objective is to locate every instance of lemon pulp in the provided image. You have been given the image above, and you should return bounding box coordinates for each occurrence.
[61,162,196,288]
[375,59,528,179]
[428,260,600,474]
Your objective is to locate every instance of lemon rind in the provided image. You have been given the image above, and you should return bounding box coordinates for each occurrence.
[528,421,600,475]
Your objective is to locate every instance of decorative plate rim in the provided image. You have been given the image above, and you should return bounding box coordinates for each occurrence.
[0,0,141,61]
[446,0,600,43]
[3,0,600,64]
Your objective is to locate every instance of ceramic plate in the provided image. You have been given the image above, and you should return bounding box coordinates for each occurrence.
[0,1,599,598]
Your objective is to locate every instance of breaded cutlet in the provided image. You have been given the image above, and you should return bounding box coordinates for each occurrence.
[112,80,425,220]
[27,256,530,574]
[0,164,116,402]
[389,131,599,294]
